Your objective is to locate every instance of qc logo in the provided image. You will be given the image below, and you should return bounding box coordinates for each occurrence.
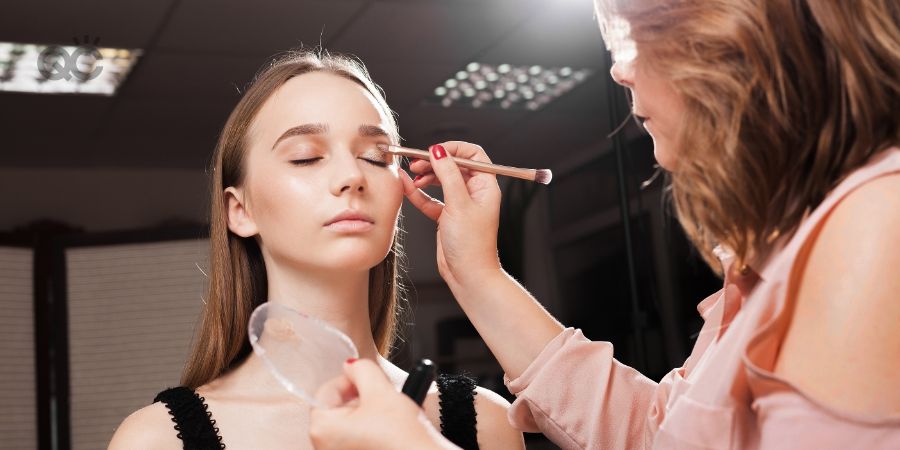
[38,36,104,81]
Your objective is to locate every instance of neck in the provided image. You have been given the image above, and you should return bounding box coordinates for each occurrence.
[263,259,381,361]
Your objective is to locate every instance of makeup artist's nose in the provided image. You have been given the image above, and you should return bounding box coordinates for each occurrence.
[610,60,634,88]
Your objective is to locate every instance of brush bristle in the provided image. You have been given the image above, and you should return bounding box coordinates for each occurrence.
[534,169,552,185]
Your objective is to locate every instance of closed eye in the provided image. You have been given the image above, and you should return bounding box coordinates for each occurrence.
[361,157,389,168]
[290,157,322,166]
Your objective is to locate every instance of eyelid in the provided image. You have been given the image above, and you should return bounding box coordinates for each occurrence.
[289,157,322,166]
[360,146,393,164]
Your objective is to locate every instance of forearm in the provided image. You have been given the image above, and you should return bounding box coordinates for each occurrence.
[447,269,564,380]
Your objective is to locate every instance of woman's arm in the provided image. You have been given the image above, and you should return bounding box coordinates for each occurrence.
[404,143,662,449]
[775,172,900,414]
[472,387,525,449]
[402,143,563,380]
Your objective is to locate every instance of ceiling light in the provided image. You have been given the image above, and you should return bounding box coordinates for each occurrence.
[0,41,141,96]
[430,62,593,111]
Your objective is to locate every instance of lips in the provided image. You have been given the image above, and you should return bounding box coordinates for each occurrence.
[324,210,375,232]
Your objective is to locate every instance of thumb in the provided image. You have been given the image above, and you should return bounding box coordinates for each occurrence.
[428,144,470,207]
[314,373,358,408]
[341,358,395,399]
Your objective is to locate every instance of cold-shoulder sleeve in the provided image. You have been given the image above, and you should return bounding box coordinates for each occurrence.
[504,328,680,450]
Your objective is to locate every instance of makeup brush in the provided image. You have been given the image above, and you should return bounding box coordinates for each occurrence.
[377,144,553,185]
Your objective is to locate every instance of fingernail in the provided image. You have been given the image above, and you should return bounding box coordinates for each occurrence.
[430,144,446,160]
[414,175,423,182]
[346,358,358,364]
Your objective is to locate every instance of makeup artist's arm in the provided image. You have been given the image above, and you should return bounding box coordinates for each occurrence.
[403,142,563,381]
[405,143,662,449]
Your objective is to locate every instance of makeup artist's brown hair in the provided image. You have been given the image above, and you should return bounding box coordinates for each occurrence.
[595,0,900,271]
[181,50,405,389]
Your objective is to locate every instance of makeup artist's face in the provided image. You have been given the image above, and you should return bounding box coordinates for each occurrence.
[610,56,684,171]
[230,72,402,273]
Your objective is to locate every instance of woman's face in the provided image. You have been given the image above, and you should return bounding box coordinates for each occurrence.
[610,55,684,170]
[228,71,402,273]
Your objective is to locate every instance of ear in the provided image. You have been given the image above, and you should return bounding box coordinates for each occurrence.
[224,187,259,238]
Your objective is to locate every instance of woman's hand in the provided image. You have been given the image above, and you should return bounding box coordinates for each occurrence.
[402,141,503,288]
[403,141,565,381]
[309,359,457,450]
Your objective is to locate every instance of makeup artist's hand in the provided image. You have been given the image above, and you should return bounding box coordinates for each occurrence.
[309,359,458,450]
[402,141,503,287]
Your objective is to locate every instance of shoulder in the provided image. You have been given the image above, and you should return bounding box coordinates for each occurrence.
[471,386,524,449]
[108,401,182,450]
[422,380,524,450]
[776,172,900,415]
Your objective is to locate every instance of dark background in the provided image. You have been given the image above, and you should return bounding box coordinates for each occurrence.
[0,0,721,448]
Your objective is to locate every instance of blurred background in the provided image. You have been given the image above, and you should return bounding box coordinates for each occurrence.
[0,0,720,448]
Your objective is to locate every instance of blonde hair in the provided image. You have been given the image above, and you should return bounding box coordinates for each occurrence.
[595,0,900,271]
[182,50,405,389]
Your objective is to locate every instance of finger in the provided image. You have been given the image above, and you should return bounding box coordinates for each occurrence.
[427,144,470,206]
[314,373,358,409]
[436,141,499,204]
[437,141,493,164]
[342,359,394,399]
[414,173,439,188]
[409,159,433,175]
[401,171,444,221]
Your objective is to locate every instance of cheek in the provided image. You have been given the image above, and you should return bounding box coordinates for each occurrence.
[375,171,404,220]
[249,173,316,229]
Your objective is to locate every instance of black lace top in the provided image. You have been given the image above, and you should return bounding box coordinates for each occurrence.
[154,373,479,450]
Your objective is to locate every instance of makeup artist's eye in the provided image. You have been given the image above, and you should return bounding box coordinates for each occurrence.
[289,157,322,166]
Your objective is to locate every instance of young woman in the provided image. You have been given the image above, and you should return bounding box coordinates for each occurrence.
[308,0,900,448]
[108,51,524,450]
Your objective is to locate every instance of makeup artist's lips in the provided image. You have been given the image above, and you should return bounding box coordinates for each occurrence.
[324,210,375,233]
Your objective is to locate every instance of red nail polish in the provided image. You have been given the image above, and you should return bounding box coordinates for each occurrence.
[346,358,358,364]
[414,175,423,182]
[431,144,447,160]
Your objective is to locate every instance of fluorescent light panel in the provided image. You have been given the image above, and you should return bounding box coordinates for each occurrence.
[0,41,141,96]
[431,62,592,111]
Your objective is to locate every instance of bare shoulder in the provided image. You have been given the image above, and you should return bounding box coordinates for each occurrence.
[421,383,524,450]
[108,401,182,450]
[472,386,525,450]
[777,172,900,415]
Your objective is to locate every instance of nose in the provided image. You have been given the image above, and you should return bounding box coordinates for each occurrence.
[330,154,367,196]
[610,60,634,88]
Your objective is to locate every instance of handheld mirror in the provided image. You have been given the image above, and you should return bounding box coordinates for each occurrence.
[248,302,359,407]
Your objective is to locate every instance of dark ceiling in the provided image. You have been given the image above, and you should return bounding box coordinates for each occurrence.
[0,0,612,171]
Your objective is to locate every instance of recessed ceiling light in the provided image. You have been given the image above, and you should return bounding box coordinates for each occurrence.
[0,41,142,96]
[430,62,593,111]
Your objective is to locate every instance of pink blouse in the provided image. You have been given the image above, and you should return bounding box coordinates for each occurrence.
[505,148,900,449]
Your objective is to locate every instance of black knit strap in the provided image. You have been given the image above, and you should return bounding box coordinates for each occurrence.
[437,373,479,450]
[153,387,225,450]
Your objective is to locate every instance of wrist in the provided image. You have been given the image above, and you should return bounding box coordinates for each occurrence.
[446,265,508,298]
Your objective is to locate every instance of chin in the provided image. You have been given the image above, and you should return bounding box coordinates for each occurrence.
[652,140,678,171]
[323,242,392,272]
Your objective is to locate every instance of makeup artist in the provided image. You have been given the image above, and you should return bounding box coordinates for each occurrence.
[309,0,900,448]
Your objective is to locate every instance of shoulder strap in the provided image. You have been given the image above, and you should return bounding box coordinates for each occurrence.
[437,373,479,450]
[153,387,225,450]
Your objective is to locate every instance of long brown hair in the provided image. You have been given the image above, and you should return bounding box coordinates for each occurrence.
[595,0,900,271]
[182,50,405,389]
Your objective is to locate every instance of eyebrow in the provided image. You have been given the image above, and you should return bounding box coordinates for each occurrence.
[272,123,329,150]
[358,125,390,139]
[272,123,391,150]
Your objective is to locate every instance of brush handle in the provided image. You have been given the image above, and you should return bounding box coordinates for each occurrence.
[387,145,538,182]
